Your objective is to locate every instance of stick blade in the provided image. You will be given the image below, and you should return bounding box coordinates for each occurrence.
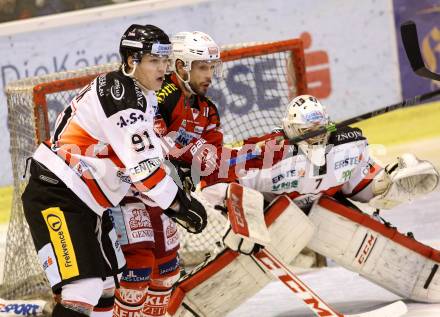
[347,300,408,317]
[401,20,440,81]
[416,67,440,81]
[401,20,425,72]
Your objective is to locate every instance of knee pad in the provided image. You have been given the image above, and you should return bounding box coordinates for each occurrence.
[62,277,104,306]
[91,297,115,317]
[102,276,116,293]
[91,277,116,317]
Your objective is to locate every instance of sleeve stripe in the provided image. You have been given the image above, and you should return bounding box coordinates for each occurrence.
[348,163,383,197]
[206,123,218,131]
[135,166,167,191]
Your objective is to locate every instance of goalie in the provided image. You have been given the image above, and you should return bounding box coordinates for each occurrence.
[168,95,440,316]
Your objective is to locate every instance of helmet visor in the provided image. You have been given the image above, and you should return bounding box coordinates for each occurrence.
[191,59,223,78]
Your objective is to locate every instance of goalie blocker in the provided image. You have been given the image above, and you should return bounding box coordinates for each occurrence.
[307,195,440,303]
[168,187,315,316]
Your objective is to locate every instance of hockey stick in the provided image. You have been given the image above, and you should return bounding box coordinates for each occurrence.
[401,20,440,81]
[289,87,440,144]
[253,248,408,317]
[288,20,440,145]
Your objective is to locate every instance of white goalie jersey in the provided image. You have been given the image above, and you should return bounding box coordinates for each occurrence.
[234,126,382,211]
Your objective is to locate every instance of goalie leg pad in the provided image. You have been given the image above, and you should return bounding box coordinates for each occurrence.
[168,195,315,316]
[307,195,440,303]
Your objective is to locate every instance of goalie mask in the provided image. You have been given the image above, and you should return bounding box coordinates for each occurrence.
[169,31,222,94]
[119,24,172,76]
[282,95,330,146]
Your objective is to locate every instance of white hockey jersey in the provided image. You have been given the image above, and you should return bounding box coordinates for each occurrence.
[237,127,382,211]
[33,70,178,215]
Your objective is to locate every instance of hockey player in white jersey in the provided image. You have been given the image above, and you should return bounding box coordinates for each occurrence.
[21,24,206,317]
[167,95,440,316]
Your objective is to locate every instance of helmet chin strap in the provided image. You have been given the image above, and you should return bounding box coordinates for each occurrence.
[175,71,197,95]
[122,63,136,77]
[122,63,153,93]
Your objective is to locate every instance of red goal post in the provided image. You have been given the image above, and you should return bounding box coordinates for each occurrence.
[2,38,307,300]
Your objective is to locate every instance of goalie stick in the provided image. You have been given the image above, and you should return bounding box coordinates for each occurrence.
[401,20,440,81]
[224,197,407,317]
[287,20,440,145]
[253,248,408,317]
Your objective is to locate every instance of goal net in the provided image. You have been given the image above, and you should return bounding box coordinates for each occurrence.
[1,38,306,300]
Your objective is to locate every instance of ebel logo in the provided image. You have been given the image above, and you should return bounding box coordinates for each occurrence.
[111,79,125,100]
[46,214,62,232]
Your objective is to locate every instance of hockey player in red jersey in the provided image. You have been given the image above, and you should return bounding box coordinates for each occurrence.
[155,31,223,180]
[167,95,440,316]
[21,24,207,317]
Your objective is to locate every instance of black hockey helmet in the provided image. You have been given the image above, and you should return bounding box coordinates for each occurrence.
[119,24,171,65]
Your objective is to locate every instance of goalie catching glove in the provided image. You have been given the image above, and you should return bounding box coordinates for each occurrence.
[165,187,207,233]
[370,153,439,209]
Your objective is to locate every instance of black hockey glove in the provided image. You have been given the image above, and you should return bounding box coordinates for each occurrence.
[169,159,196,192]
[164,187,207,234]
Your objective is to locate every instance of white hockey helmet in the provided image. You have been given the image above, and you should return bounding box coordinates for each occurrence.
[282,95,330,145]
[169,31,222,77]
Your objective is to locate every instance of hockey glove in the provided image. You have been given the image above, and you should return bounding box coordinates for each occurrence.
[165,187,207,234]
[370,153,439,209]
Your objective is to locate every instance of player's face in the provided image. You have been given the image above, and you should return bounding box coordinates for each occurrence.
[134,54,169,91]
[189,61,217,96]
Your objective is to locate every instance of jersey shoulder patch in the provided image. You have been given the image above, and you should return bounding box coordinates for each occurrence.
[329,126,366,145]
[96,70,147,117]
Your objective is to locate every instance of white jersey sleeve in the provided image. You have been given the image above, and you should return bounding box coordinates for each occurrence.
[93,72,178,209]
[339,141,383,203]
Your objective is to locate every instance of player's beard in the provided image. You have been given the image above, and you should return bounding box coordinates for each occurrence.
[190,81,209,96]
